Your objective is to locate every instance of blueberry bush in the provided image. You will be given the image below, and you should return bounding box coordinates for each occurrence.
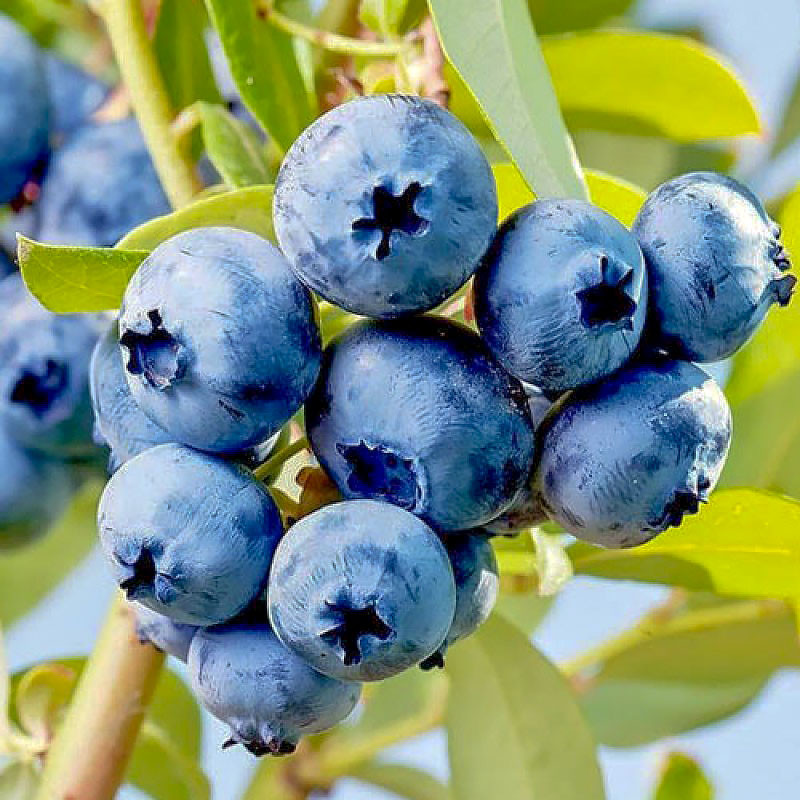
[1,1,799,799]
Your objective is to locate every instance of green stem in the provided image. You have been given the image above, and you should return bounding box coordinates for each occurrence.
[254,437,310,483]
[259,2,406,57]
[34,597,166,800]
[101,0,201,208]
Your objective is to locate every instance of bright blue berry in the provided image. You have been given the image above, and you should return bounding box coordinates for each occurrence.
[475,199,647,395]
[633,171,795,362]
[306,317,536,531]
[0,420,73,549]
[189,624,360,756]
[90,322,173,473]
[44,55,109,139]
[268,500,456,681]
[0,14,49,204]
[0,274,104,458]
[421,531,498,669]
[37,118,169,247]
[118,227,322,454]
[274,94,498,318]
[534,359,732,548]
[133,602,197,663]
[98,443,283,625]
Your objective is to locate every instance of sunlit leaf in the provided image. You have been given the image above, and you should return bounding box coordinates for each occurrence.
[527,0,635,35]
[653,752,713,800]
[350,762,451,800]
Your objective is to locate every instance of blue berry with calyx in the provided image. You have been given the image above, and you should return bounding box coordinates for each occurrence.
[274,94,498,318]
[133,602,197,663]
[474,199,647,395]
[420,531,499,669]
[188,624,360,756]
[268,500,456,681]
[118,227,321,454]
[306,316,536,531]
[37,117,170,247]
[633,171,795,362]
[98,443,283,625]
[0,14,50,205]
[533,358,732,548]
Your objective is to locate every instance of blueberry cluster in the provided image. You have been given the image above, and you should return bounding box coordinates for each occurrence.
[85,93,794,756]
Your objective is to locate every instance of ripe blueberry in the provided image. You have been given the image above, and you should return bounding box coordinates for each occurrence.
[188,624,360,756]
[44,55,109,140]
[118,227,322,454]
[421,531,499,669]
[306,316,536,531]
[534,358,732,548]
[268,500,456,681]
[474,199,647,394]
[133,602,197,663]
[633,171,795,361]
[98,444,283,625]
[274,94,498,318]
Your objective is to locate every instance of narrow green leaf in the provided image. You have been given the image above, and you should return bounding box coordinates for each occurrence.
[0,761,38,800]
[584,169,645,228]
[446,615,604,800]
[527,0,635,35]
[359,0,425,35]
[198,103,272,188]
[14,663,75,742]
[772,69,800,157]
[18,237,149,313]
[653,752,713,800]
[492,163,534,222]
[428,0,588,200]
[204,0,313,152]
[351,763,451,800]
[0,481,101,627]
[570,489,800,597]
[544,31,761,141]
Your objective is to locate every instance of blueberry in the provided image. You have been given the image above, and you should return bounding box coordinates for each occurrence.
[0,14,49,204]
[0,274,105,458]
[274,94,497,318]
[188,623,360,756]
[268,500,456,681]
[44,55,109,140]
[0,420,73,549]
[534,358,732,548]
[420,531,499,669]
[90,322,173,473]
[474,199,647,395]
[0,248,15,279]
[306,317,536,531]
[98,443,283,625]
[132,602,197,663]
[633,171,795,362]
[118,227,322,454]
[37,118,169,247]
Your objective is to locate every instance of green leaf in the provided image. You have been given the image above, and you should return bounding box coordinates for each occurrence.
[446,615,604,800]
[0,481,101,627]
[772,69,800,157]
[350,763,451,800]
[543,32,761,141]
[241,758,295,800]
[204,0,313,152]
[18,237,149,313]
[118,185,276,250]
[653,752,713,800]
[528,0,635,35]
[14,663,75,743]
[198,103,272,188]
[428,0,588,200]
[359,0,426,34]
[0,761,38,800]
[584,169,645,228]
[492,163,534,222]
[570,489,800,597]
[494,592,554,635]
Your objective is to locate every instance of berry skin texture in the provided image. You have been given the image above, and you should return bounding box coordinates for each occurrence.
[90,322,173,473]
[118,227,322,454]
[0,274,105,458]
[274,94,498,318]
[98,443,283,625]
[44,55,109,140]
[534,359,732,548]
[474,199,647,395]
[37,118,170,247]
[0,14,49,204]
[133,603,197,663]
[268,500,456,682]
[421,531,499,669]
[306,317,536,531]
[633,171,795,362]
[189,624,361,756]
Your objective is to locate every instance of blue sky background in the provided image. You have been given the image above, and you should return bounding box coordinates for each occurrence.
[7,1,800,798]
